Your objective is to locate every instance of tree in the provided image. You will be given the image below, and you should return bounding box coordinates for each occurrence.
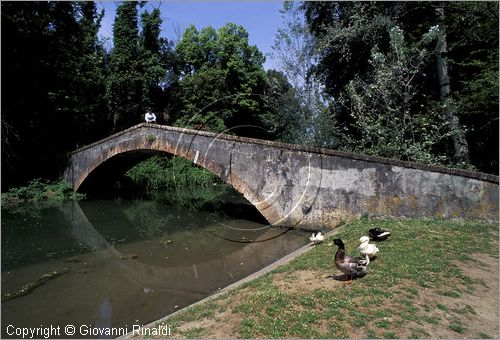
[302,2,397,98]
[434,4,470,165]
[46,2,108,150]
[271,2,339,148]
[342,26,450,164]
[1,2,107,188]
[261,70,305,144]
[139,7,166,110]
[301,1,498,173]
[106,1,142,131]
[173,23,269,137]
[442,2,499,173]
[59,2,108,145]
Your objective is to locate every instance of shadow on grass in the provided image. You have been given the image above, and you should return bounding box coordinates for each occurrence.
[326,273,367,281]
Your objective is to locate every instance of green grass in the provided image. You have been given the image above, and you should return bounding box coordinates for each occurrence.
[423,315,441,325]
[449,321,467,334]
[479,331,493,338]
[366,329,379,338]
[437,290,461,298]
[167,301,217,327]
[383,331,399,338]
[436,303,448,311]
[180,327,204,338]
[376,319,391,329]
[453,304,476,315]
[409,326,431,338]
[238,318,256,339]
[146,218,497,339]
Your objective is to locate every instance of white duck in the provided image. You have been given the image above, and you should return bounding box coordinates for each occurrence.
[309,232,324,244]
[357,236,379,259]
[145,111,156,123]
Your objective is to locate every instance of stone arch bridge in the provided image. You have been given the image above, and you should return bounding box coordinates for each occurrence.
[63,123,499,230]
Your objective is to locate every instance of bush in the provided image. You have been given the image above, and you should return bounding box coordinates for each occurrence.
[126,155,220,192]
[1,178,85,209]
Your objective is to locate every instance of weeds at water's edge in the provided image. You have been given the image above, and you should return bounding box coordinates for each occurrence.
[143,218,497,339]
[1,179,85,211]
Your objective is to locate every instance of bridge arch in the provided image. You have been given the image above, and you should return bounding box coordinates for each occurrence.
[64,124,289,226]
[72,146,230,196]
[64,123,499,229]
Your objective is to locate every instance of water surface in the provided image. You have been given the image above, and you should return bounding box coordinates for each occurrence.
[2,189,308,338]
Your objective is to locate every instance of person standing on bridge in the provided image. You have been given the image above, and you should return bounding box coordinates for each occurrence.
[145,108,156,124]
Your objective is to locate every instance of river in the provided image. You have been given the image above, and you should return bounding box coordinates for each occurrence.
[1,186,308,338]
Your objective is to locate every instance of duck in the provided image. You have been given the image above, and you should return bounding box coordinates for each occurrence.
[145,110,156,123]
[309,231,324,244]
[357,236,379,259]
[333,239,369,282]
[368,227,391,241]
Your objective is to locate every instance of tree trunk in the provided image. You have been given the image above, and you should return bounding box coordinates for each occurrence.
[435,5,471,165]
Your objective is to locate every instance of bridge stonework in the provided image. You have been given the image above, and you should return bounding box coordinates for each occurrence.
[64,123,499,229]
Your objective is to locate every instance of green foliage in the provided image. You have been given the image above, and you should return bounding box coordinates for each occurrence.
[1,2,108,187]
[301,1,498,173]
[342,26,451,164]
[444,2,499,173]
[302,2,397,98]
[261,70,305,143]
[139,8,165,108]
[105,3,169,131]
[1,179,85,210]
[173,23,269,136]
[126,155,218,192]
[2,0,497,193]
[271,2,340,148]
[106,2,142,131]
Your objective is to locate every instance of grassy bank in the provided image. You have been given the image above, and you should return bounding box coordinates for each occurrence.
[138,218,498,339]
[1,178,84,211]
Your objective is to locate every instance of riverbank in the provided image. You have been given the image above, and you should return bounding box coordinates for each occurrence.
[128,217,499,339]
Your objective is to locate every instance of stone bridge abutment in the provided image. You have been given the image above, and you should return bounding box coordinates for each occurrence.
[64,123,499,229]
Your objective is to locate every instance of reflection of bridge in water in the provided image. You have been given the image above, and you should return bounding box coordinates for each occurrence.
[61,200,304,297]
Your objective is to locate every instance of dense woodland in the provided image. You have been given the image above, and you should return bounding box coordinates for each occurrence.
[1,1,498,191]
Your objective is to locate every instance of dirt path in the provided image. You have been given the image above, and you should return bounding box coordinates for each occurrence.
[429,255,499,338]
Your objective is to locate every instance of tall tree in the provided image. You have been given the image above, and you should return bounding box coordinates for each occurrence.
[442,2,498,173]
[271,1,339,148]
[434,3,470,165]
[261,70,304,144]
[301,1,498,172]
[1,1,106,188]
[173,23,269,137]
[139,7,166,110]
[74,2,109,143]
[50,2,108,146]
[342,26,450,163]
[106,1,142,131]
[2,2,52,187]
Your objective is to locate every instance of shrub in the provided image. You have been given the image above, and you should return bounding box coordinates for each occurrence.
[1,179,85,209]
[126,155,219,191]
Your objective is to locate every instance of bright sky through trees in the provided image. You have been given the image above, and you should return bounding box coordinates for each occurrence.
[97,1,284,70]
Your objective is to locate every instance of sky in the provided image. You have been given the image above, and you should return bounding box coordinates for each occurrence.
[96,1,285,70]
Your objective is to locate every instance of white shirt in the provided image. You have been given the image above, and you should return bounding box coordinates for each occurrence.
[145,112,156,123]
